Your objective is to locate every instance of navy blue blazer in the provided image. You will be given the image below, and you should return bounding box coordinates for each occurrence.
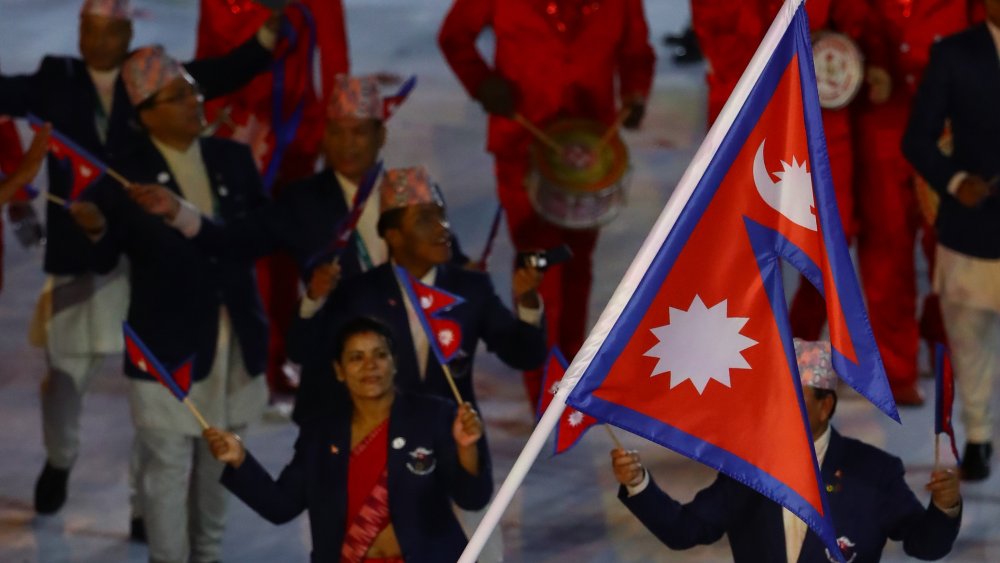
[221,391,493,563]
[288,262,547,423]
[902,23,1000,259]
[0,36,270,274]
[188,167,469,278]
[620,429,961,562]
[85,136,268,383]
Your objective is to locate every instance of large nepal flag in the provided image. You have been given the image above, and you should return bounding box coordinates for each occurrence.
[123,322,194,402]
[26,115,106,202]
[394,266,465,365]
[196,0,349,189]
[562,1,896,559]
[536,347,598,455]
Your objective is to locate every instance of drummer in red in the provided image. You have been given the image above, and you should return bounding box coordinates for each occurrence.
[438,0,656,408]
[851,0,976,405]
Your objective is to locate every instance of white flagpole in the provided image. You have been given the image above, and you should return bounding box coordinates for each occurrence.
[458,384,570,563]
[459,1,804,560]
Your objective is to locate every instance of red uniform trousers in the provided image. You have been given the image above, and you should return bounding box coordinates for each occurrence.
[496,155,597,408]
[853,96,937,391]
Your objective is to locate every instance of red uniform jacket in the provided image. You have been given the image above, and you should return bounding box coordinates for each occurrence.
[438,0,655,156]
[693,0,877,125]
[859,0,971,103]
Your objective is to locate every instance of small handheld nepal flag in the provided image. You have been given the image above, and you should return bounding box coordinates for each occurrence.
[394,265,465,365]
[382,75,417,120]
[935,342,961,463]
[26,115,107,202]
[306,161,384,269]
[123,322,193,401]
[560,1,895,560]
[536,347,598,455]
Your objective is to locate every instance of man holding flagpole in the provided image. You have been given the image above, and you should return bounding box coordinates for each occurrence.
[612,339,962,563]
[72,45,270,563]
[456,2,908,560]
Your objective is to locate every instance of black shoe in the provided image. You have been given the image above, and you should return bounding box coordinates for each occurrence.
[34,462,69,514]
[960,442,992,481]
[129,517,147,543]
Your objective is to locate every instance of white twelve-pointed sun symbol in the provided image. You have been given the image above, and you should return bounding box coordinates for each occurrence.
[420,295,433,310]
[137,359,148,372]
[644,295,757,395]
[438,329,454,346]
[567,410,584,427]
[80,166,92,178]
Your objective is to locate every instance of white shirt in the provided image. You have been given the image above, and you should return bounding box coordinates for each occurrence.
[150,138,214,217]
[86,66,118,117]
[87,66,119,142]
[781,426,831,563]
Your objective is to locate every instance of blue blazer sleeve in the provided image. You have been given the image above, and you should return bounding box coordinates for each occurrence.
[618,474,731,550]
[475,274,547,371]
[877,455,961,560]
[902,40,958,194]
[221,439,309,525]
[183,34,271,102]
[0,66,39,117]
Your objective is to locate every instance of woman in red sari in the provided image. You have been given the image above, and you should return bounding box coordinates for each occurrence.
[204,316,492,562]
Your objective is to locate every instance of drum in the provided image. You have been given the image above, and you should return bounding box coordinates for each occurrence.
[812,31,864,110]
[526,118,629,230]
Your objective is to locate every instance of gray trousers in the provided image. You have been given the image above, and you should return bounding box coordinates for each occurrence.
[941,299,1000,444]
[41,351,143,516]
[138,427,233,563]
[40,352,104,469]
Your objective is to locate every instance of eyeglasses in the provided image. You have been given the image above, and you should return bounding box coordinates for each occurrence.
[141,83,204,109]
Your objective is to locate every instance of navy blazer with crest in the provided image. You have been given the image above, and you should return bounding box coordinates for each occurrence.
[0,36,270,274]
[220,391,493,563]
[85,136,268,383]
[903,23,1000,259]
[620,428,961,563]
[288,262,547,424]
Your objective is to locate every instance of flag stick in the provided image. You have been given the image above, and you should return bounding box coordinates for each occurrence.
[107,168,131,188]
[441,363,465,405]
[594,106,632,153]
[934,433,941,472]
[45,192,67,206]
[514,113,562,154]
[183,397,210,430]
[476,205,503,269]
[603,424,623,450]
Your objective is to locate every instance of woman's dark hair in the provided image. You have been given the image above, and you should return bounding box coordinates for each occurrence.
[331,316,397,362]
